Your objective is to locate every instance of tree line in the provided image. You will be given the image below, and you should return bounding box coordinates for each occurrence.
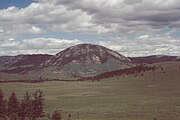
[79,64,158,81]
[0,88,63,120]
[0,88,44,120]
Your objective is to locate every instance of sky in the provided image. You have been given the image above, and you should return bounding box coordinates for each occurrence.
[0,0,180,57]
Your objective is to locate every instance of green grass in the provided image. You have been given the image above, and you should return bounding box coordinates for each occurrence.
[1,61,180,120]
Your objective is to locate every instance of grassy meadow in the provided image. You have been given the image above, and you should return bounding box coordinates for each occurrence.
[0,61,180,120]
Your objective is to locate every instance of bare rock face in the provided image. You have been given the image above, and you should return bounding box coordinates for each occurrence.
[41,43,132,67]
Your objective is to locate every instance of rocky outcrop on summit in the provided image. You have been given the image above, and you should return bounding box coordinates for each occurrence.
[40,44,132,67]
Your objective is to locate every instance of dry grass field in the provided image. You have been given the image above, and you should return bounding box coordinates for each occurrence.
[1,61,180,120]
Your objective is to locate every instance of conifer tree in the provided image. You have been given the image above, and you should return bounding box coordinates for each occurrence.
[24,92,33,119]
[8,91,19,120]
[31,89,45,120]
[18,101,26,120]
[0,88,7,120]
[19,92,33,120]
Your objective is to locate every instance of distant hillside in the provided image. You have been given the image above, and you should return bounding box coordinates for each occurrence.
[79,64,157,81]
[79,61,180,81]
[0,54,52,74]
[129,55,180,64]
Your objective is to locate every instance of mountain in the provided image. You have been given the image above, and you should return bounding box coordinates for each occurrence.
[129,55,180,64]
[40,44,132,67]
[0,54,52,74]
[0,44,180,82]
[27,44,135,80]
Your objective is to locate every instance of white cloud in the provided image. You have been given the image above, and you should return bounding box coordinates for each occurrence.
[0,28,4,33]
[0,0,180,56]
[1,0,180,36]
[138,35,149,39]
[99,35,180,57]
[0,38,83,56]
[29,26,44,34]
[0,35,179,57]
[8,38,15,41]
[52,0,180,35]
[123,0,143,5]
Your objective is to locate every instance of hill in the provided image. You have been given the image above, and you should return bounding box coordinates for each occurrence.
[0,44,180,81]
[129,55,180,64]
[0,54,52,74]
[27,44,135,80]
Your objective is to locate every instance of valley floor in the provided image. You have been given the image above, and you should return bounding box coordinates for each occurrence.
[1,70,180,120]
